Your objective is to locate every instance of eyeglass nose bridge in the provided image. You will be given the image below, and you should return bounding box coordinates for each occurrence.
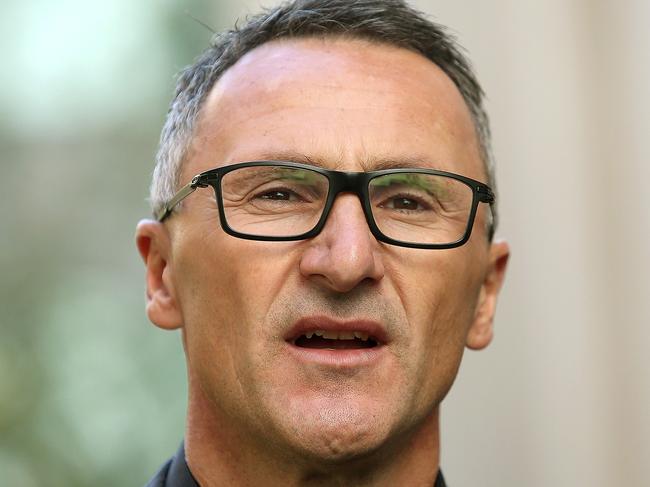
[313,170,379,240]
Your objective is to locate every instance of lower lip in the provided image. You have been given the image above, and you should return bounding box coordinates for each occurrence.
[284,342,386,368]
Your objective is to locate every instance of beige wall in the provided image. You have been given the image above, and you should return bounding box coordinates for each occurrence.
[413,1,650,486]
[231,1,650,485]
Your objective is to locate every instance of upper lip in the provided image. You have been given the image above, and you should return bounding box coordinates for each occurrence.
[284,315,389,345]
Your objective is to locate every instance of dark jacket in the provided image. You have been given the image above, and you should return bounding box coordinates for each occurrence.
[146,442,447,486]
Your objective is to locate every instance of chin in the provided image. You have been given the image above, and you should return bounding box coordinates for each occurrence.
[278,398,400,464]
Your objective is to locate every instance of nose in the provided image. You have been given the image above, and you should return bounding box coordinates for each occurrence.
[299,194,385,293]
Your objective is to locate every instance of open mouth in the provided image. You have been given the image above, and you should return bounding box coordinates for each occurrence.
[284,317,388,361]
[292,330,379,349]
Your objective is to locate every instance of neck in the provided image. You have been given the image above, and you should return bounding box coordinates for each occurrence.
[184,383,441,487]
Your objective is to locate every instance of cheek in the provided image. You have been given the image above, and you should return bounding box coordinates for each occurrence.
[170,230,249,363]
[396,248,481,330]
[393,248,484,401]
[170,233,275,413]
[173,231,299,357]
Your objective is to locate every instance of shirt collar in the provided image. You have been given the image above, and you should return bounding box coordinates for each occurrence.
[164,442,446,487]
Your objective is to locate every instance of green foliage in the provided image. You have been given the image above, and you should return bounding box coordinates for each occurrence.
[0,0,223,485]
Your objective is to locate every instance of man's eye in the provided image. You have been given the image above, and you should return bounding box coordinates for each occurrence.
[258,190,295,201]
[382,196,428,211]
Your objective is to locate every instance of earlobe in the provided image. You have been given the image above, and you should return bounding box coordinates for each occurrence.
[466,240,510,350]
[135,219,183,330]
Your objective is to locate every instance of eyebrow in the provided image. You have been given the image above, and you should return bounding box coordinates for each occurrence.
[251,150,439,172]
[368,156,437,171]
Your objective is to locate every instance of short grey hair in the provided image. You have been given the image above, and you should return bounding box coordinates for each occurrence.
[151,0,497,235]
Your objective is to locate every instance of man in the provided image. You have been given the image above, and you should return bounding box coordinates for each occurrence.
[136,0,509,485]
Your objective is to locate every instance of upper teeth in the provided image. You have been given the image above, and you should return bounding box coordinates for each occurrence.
[305,330,370,341]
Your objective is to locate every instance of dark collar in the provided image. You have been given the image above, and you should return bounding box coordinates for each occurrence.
[145,442,198,487]
[148,442,446,487]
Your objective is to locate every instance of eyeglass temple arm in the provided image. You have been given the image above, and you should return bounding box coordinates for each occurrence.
[155,175,209,222]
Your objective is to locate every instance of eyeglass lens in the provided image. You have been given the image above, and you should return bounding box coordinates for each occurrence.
[219,165,473,245]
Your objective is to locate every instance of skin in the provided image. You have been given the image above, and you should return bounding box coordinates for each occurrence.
[136,37,509,486]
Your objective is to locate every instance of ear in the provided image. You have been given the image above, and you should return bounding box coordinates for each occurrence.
[135,219,183,330]
[466,240,510,350]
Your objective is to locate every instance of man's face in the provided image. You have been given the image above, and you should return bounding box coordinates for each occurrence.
[151,38,507,462]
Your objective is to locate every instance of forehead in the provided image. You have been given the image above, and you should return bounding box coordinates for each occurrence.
[186,37,483,179]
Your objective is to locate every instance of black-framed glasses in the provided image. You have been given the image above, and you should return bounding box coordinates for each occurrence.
[156,160,494,249]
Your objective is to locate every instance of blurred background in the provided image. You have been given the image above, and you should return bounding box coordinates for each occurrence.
[1,0,648,486]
